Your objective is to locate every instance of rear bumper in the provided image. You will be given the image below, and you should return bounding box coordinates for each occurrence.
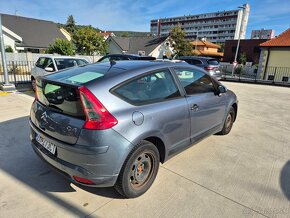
[30,120,133,187]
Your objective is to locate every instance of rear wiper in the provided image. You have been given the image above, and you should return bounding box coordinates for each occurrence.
[48,104,63,113]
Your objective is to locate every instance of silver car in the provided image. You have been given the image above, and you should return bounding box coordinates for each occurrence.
[30,60,238,198]
[31,56,89,90]
[177,56,222,80]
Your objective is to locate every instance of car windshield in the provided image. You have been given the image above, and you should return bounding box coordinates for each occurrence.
[207,59,219,65]
[54,58,89,70]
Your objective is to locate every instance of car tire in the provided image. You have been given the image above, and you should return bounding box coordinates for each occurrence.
[31,78,36,92]
[114,140,160,198]
[218,106,235,135]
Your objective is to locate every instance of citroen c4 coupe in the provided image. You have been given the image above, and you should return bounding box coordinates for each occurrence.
[30,60,238,198]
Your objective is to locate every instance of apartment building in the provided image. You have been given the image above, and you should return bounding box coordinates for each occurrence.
[150,4,250,43]
[251,29,275,39]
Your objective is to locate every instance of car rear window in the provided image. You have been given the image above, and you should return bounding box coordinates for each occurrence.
[207,59,219,65]
[37,81,85,118]
[45,65,122,85]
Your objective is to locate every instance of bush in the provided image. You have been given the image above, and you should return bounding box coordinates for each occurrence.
[234,66,243,75]
[5,46,13,53]
[46,39,75,55]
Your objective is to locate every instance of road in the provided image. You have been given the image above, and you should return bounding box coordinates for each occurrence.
[0,82,290,217]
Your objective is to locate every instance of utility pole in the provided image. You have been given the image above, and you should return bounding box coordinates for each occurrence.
[195,28,201,54]
[231,4,247,77]
[0,14,15,91]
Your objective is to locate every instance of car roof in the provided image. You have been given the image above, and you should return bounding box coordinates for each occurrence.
[45,60,206,88]
[178,56,216,60]
[105,53,153,58]
[38,56,87,60]
[95,60,188,71]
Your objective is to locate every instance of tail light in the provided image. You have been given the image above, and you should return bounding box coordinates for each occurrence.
[204,66,216,71]
[79,86,118,130]
[73,176,96,185]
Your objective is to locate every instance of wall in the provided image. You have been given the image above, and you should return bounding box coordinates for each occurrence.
[223,39,267,64]
[149,38,173,58]
[258,47,290,80]
[3,33,17,52]
[107,39,123,54]
[267,48,290,67]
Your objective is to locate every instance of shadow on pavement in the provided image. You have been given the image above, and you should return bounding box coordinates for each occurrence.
[0,116,122,216]
[280,160,290,201]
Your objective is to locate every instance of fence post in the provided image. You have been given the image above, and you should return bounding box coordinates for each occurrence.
[12,61,17,85]
[273,67,277,84]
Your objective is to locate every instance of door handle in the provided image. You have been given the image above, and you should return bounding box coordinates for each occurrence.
[191,104,199,110]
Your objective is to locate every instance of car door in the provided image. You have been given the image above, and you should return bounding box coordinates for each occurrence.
[174,67,226,142]
[112,68,191,155]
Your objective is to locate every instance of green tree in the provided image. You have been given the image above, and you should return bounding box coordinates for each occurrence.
[121,32,129,37]
[46,38,75,55]
[239,52,247,65]
[169,24,192,57]
[73,26,107,55]
[66,15,76,34]
[216,42,225,53]
[5,46,13,53]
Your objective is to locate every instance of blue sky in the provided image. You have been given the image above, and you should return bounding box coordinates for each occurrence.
[1,0,290,38]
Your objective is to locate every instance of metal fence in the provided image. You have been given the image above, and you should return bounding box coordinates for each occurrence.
[1,61,290,87]
[0,61,34,85]
[221,64,290,86]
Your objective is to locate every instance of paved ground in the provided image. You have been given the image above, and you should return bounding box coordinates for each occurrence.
[0,82,290,218]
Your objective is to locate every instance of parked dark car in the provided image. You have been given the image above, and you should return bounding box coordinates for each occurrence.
[30,60,238,198]
[97,54,156,62]
[177,56,222,80]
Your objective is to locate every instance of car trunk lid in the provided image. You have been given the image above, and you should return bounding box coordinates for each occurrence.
[32,79,85,144]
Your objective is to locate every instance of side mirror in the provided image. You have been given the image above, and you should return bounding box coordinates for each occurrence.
[217,85,227,96]
[44,67,54,72]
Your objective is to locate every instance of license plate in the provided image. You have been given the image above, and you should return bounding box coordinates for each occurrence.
[216,70,220,73]
[36,134,56,155]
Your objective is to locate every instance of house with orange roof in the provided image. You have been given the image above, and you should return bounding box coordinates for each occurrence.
[190,39,223,59]
[98,31,116,40]
[258,28,290,82]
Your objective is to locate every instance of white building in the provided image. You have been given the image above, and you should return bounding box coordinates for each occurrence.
[150,4,250,43]
[1,14,69,53]
[106,36,174,59]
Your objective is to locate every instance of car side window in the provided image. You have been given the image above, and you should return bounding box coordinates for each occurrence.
[76,59,88,65]
[191,59,202,65]
[45,58,55,71]
[114,70,181,105]
[175,68,215,95]
[98,57,110,63]
[35,57,46,69]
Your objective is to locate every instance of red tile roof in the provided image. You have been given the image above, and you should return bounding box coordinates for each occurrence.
[191,40,220,48]
[260,28,290,47]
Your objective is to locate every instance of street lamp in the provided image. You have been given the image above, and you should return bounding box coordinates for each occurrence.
[0,14,9,85]
[231,5,247,77]
[195,27,201,53]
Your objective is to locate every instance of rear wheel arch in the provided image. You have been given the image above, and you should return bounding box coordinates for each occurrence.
[143,136,166,163]
[232,103,238,121]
